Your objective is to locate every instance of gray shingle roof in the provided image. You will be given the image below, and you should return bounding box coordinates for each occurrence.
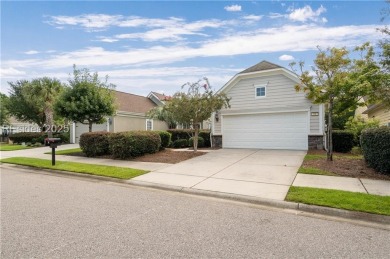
[238,60,283,74]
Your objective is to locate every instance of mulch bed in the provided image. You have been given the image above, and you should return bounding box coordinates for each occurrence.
[304,150,390,181]
[66,149,206,164]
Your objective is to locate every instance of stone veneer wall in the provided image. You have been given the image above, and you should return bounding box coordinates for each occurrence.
[212,135,222,148]
[308,135,324,150]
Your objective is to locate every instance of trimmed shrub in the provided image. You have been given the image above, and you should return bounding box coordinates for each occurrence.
[79,131,111,157]
[332,130,354,153]
[9,131,70,144]
[172,139,188,148]
[361,127,390,174]
[189,136,205,148]
[9,132,45,144]
[155,131,172,150]
[199,131,211,147]
[167,129,211,147]
[167,129,193,141]
[109,131,161,159]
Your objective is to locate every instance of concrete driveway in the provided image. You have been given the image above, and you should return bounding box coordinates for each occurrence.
[132,149,306,201]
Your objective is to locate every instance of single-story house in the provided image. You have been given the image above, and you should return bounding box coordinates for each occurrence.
[70,91,170,143]
[362,103,390,127]
[211,60,325,150]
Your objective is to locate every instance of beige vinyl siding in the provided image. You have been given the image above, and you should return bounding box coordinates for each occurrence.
[310,105,320,133]
[113,114,168,132]
[367,107,390,126]
[226,75,311,110]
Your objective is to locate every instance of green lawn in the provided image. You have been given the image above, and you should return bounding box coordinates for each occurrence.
[1,157,147,179]
[0,144,33,151]
[304,154,363,161]
[286,186,390,216]
[44,148,82,155]
[298,166,337,176]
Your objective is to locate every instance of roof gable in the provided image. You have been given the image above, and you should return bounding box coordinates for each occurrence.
[217,60,300,94]
[238,60,283,74]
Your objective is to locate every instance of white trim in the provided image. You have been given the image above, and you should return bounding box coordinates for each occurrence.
[254,84,267,99]
[147,92,165,106]
[222,108,310,116]
[211,112,215,135]
[146,119,153,131]
[319,104,324,135]
[217,68,300,94]
[106,118,110,132]
[307,110,311,134]
[72,122,76,144]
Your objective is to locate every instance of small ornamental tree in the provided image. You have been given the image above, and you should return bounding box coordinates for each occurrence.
[164,78,230,151]
[55,66,116,132]
[291,44,381,161]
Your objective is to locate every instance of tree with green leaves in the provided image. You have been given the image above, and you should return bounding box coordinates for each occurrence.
[147,106,177,129]
[0,93,10,126]
[291,47,371,161]
[55,66,116,132]
[163,77,230,151]
[7,78,64,135]
[8,80,43,129]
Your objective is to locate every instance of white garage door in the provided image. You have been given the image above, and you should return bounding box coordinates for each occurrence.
[222,112,308,150]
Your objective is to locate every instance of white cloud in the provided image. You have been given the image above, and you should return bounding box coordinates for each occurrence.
[224,5,242,12]
[46,14,124,31]
[269,12,285,19]
[0,67,26,77]
[288,5,327,23]
[3,24,381,71]
[279,54,294,61]
[24,50,39,55]
[243,15,263,21]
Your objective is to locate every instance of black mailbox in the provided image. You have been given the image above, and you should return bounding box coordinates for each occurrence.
[45,138,61,148]
[46,138,61,166]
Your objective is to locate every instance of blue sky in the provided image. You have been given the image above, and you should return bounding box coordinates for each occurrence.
[1,1,388,96]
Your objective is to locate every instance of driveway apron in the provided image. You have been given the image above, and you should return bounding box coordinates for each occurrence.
[132,149,306,201]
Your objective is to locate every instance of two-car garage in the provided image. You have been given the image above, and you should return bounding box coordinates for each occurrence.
[222,111,309,150]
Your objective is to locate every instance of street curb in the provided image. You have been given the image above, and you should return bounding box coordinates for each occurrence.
[129,180,390,225]
[3,163,390,225]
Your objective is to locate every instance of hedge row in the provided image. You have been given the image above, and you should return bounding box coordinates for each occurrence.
[79,131,111,157]
[9,132,70,144]
[332,130,354,153]
[110,131,161,159]
[79,130,167,158]
[361,127,390,174]
[167,129,211,147]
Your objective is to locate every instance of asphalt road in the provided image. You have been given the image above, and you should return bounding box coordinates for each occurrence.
[1,166,390,258]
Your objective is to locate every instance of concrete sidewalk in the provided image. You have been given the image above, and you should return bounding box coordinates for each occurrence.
[293,174,390,196]
[0,143,171,171]
[3,145,389,199]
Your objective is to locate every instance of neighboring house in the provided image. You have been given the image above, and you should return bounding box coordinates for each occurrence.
[1,117,40,142]
[211,60,325,150]
[362,103,390,126]
[70,91,169,144]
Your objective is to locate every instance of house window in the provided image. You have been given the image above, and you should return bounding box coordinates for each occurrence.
[255,86,266,98]
[146,119,153,131]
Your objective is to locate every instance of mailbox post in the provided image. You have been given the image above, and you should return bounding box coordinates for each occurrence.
[46,138,61,166]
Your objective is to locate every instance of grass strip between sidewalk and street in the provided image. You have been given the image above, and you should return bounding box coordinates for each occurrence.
[1,157,148,179]
[286,186,390,216]
[298,166,337,176]
[0,144,33,151]
[44,148,82,155]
